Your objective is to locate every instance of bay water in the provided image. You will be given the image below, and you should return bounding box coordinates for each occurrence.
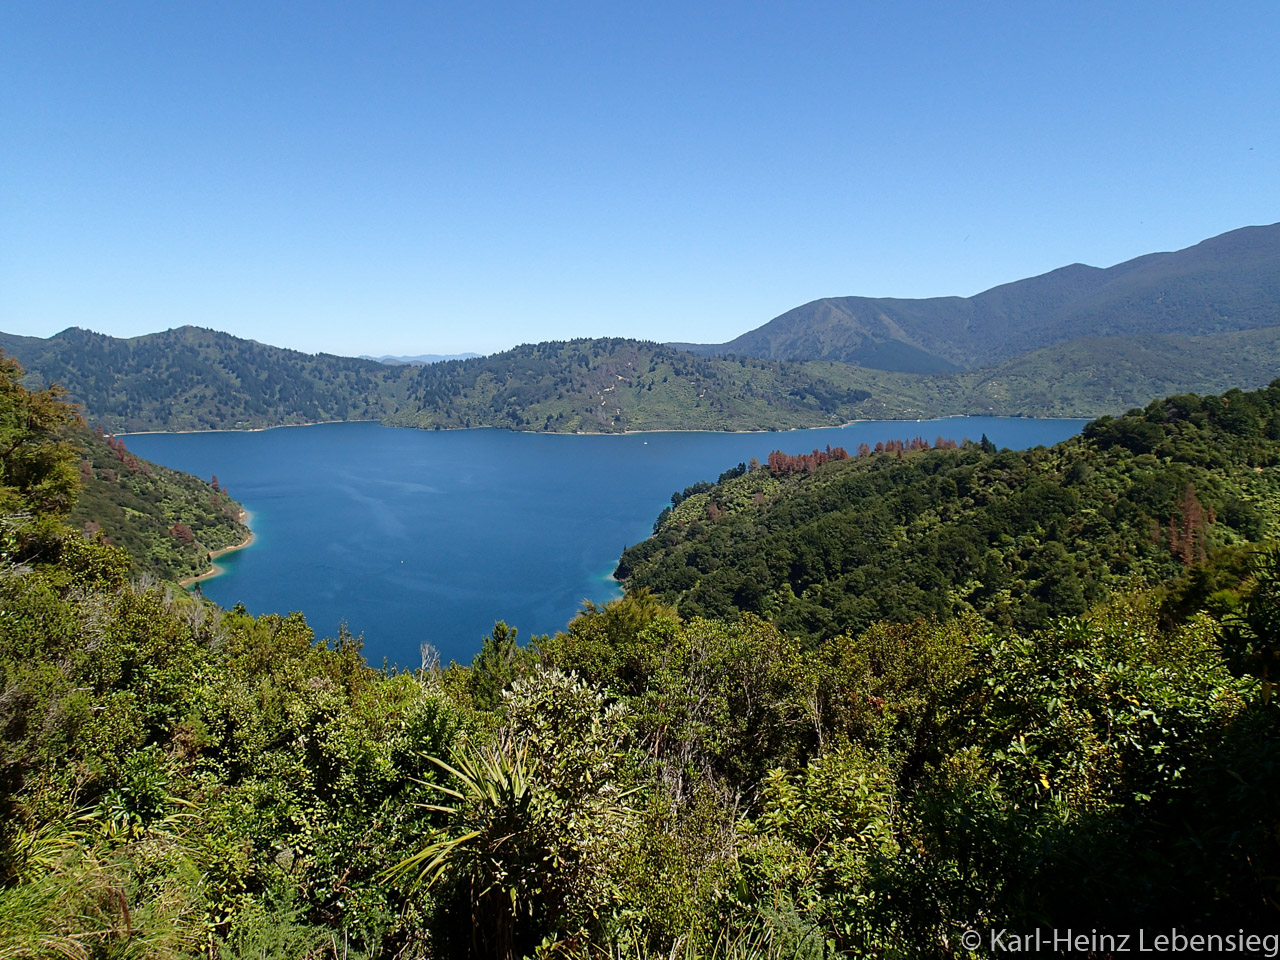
[129,418,1087,668]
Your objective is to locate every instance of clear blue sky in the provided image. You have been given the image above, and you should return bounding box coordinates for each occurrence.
[2,1,1277,356]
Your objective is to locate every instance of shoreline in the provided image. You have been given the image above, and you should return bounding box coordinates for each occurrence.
[181,515,254,587]
[607,412,1090,436]
[122,413,1092,440]
[122,418,378,437]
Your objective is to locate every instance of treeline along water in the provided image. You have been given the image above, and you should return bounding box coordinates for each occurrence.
[128,418,1087,667]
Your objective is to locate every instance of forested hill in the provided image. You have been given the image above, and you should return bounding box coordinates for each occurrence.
[0,325,418,433]
[0,351,249,582]
[382,338,873,432]
[8,286,1280,433]
[674,222,1280,373]
[618,381,1280,641]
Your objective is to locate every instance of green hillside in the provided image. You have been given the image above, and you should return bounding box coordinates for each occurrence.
[0,352,249,583]
[677,222,1280,373]
[69,426,250,582]
[4,223,1280,436]
[7,284,1280,435]
[1,328,881,433]
[618,380,1280,642]
[840,326,1280,419]
[0,325,417,433]
[943,326,1280,416]
[385,338,872,432]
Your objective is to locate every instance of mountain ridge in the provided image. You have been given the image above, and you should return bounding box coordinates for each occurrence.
[674,222,1280,372]
[6,320,1280,432]
[3,224,1278,431]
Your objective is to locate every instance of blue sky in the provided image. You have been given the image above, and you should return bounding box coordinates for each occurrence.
[2,1,1277,356]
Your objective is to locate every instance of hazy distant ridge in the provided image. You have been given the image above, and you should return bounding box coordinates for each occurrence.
[359,352,482,365]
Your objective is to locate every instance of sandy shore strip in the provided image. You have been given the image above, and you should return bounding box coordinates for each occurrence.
[181,516,254,588]
[122,418,378,437]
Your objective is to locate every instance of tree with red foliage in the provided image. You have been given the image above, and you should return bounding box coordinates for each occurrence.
[1169,483,1211,566]
[766,446,850,477]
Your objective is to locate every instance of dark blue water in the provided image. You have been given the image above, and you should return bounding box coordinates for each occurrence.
[128,418,1087,667]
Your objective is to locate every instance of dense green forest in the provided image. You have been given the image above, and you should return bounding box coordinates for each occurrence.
[0,328,877,433]
[2,357,1279,958]
[619,382,1280,641]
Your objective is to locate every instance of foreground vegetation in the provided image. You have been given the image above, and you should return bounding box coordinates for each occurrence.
[2,359,1278,957]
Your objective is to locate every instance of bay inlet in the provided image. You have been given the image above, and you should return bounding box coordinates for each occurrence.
[129,418,1088,668]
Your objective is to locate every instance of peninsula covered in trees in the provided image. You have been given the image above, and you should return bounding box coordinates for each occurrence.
[618,385,1280,640]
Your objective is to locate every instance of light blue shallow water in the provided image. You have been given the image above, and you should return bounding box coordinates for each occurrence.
[128,418,1087,668]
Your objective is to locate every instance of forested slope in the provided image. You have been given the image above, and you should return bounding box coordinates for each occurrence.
[385,338,872,432]
[8,318,1280,433]
[1,329,879,432]
[619,382,1280,641]
[0,326,417,432]
[69,426,250,582]
[2,354,1279,957]
[0,352,250,582]
[846,325,1280,418]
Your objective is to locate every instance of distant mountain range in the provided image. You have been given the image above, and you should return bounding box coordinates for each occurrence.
[3,224,1278,431]
[672,223,1280,374]
[359,352,482,365]
[0,327,878,433]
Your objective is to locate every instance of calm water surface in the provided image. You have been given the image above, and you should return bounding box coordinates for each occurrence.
[129,418,1087,667]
